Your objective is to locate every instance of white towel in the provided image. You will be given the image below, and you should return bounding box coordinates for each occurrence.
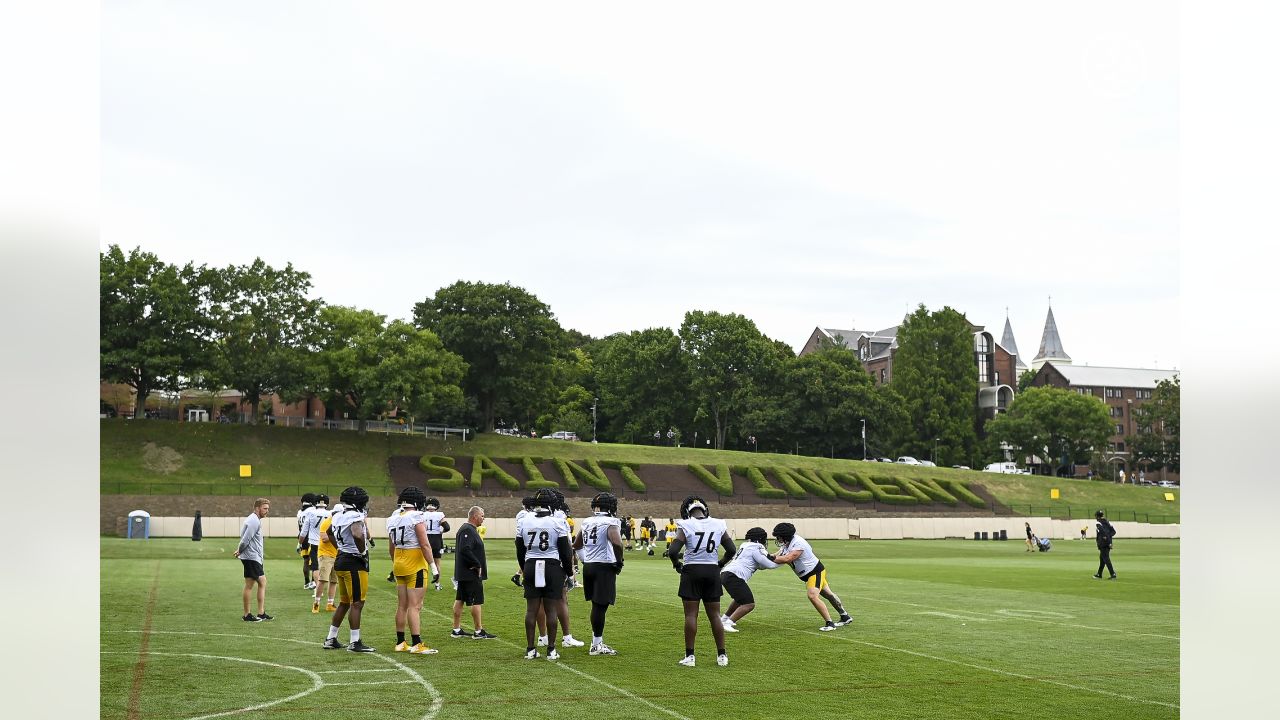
[534,559,546,588]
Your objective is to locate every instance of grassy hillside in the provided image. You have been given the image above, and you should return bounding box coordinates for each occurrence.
[99,420,1179,521]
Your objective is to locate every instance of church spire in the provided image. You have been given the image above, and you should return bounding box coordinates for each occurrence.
[1032,304,1071,370]
[1001,309,1027,370]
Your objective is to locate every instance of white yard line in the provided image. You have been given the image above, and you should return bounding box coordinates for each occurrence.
[327,679,420,686]
[316,668,399,674]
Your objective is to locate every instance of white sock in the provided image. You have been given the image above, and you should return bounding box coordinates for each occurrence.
[539,635,548,644]
[351,628,361,642]
[327,625,339,640]
[592,635,602,646]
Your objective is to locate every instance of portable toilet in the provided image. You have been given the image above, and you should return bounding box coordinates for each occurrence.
[127,510,151,539]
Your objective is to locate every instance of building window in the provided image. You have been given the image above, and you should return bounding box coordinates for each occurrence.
[974,333,993,386]
[880,369,887,383]
[1116,442,1125,452]
[1111,406,1124,418]
[1115,424,1124,435]
[1137,389,1153,399]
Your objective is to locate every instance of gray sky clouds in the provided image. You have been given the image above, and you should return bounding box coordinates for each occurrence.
[103,1,1179,369]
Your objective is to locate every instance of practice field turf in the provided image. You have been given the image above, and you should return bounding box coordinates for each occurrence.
[101,536,1179,719]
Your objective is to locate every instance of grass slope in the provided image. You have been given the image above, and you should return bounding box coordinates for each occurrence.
[100,421,1179,521]
[101,536,1179,720]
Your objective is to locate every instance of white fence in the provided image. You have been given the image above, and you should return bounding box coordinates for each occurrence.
[260,415,470,440]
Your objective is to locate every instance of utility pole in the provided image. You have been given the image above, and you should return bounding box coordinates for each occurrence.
[861,419,866,461]
[591,397,598,443]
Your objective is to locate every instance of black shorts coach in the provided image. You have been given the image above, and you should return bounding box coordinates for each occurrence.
[582,562,617,605]
[455,579,484,606]
[720,571,753,605]
[241,559,265,579]
[522,558,566,599]
[678,563,722,602]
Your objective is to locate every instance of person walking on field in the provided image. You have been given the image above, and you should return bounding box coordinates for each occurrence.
[1024,522,1036,552]
[235,498,272,622]
[1093,510,1118,579]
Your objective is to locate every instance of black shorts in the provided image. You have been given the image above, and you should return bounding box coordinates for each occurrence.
[428,534,444,558]
[522,558,566,600]
[583,562,617,606]
[455,579,484,606]
[308,544,319,570]
[335,552,369,572]
[241,559,265,579]
[678,564,722,602]
[721,572,753,605]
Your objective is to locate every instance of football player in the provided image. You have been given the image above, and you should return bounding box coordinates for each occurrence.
[422,498,451,590]
[297,493,317,589]
[638,517,652,554]
[388,487,439,655]
[718,527,780,631]
[662,518,677,557]
[549,491,585,648]
[516,489,574,660]
[316,503,341,611]
[667,495,736,667]
[304,494,331,612]
[512,496,535,587]
[573,492,625,656]
[622,515,634,551]
[323,486,376,652]
[770,523,852,631]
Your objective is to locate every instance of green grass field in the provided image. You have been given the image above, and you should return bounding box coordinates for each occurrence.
[101,536,1179,719]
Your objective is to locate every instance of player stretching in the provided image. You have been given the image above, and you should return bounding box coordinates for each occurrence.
[718,526,780,632]
[770,523,852,631]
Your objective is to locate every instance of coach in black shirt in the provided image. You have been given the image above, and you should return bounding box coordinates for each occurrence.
[1093,510,1117,579]
[451,506,496,639]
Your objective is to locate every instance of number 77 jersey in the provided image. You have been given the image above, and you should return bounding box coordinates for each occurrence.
[676,516,728,565]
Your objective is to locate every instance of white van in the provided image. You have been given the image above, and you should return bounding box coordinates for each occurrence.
[895,456,921,465]
[983,461,1024,474]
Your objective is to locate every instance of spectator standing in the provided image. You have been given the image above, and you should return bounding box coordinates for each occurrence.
[1118,468,1127,485]
[235,498,272,622]
[451,506,496,639]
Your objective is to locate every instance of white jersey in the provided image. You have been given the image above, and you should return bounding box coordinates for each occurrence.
[514,508,531,538]
[330,508,368,555]
[577,513,621,564]
[389,508,426,549]
[296,507,308,531]
[521,512,570,560]
[422,510,446,536]
[723,541,779,581]
[778,534,820,576]
[305,507,331,544]
[676,516,728,565]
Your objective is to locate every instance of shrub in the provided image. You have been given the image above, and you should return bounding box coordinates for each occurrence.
[419,455,465,492]
[866,475,919,505]
[688,464,733,495]
[763,466,807,498]
[508,456,555,489]
[793,468,837,501]
[732,466,787,499]
[470,454,520,491]
[599,460,646,492]
[819,470,874,503]
[935,478,987,508]
[899,477,958,505]
[552,458,612,491]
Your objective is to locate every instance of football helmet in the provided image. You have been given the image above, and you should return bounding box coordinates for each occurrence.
[772,522,796,544]
[590,492,619,516]
[745,527,768,545]
[315,493,329,508]
[679,495,709,520]
[340,486,369,512]
[424,497,440,511]
[301,492,317,507]
[398,486,426,510]
[521,496,536,510]
[532,488,558,513]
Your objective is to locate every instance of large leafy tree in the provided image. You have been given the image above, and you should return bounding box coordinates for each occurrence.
[891,305,980,466]
[1127,375,1180,473]
[206,259,320,422]
[679,310,783,450]
[594,328,694,445]
[986,386,1113,472]
[100,245,210,418]
[413,281,561,431]
[312,306,467,433]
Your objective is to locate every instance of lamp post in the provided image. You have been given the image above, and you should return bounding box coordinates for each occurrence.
[933,437,939,464]
[591,397,598,444]
[861,419,866,461]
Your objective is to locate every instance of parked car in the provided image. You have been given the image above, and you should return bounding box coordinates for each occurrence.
[984,461,1024,474]
[875,457,893,463]
[543,431,578,441]
[1156,480,1178,488]
[895,456,921,465]
[919,460,937,467]
[952,465,971,470]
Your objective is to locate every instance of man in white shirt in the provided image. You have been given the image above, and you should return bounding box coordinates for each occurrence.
[667,495,736,667]
[234,498,272,622]
[718,526,780,632]
[770,523,852,631]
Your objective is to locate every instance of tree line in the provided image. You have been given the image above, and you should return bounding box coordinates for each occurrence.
[100,245,1176,472]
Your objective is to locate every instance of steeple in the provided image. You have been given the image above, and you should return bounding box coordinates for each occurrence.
[1001,309,1027,370]
[1032,302,1071,371]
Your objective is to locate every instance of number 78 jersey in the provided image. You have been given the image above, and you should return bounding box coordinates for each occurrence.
[676,516,728,565]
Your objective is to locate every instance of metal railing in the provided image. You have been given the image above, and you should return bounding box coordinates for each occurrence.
[232,414,472,439]
[100,481,390,496]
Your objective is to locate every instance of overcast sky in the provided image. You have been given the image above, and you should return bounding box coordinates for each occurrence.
[102,1,1178,370]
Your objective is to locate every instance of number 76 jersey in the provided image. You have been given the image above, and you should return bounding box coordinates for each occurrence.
[676,516,728,565]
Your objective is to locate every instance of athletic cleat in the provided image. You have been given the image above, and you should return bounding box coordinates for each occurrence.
[511,574,522,587]
[450,629,468,639]
[525,649,539,660]
[589,643,618,656]
[1108,574,1117,580]
[326,603,337,612]
[819,621,837,632]
[347,640,376,653]
[547,649,560,661]
[561,635,585,648]
[394,641,409,652]
[243,613,261,622]
[537,635,548,647]
[721,619,738,633]
[256,613,274,621]
[433,583,442,591]
[1093,573,1103,579]
[835,614,853,627]
[409,643,438,655]
[473,629,497,640]
[304,581,316,590]
[322,637,345,650]
[678,655,696,667]
[717,653,729,667]
[311,602,320,614]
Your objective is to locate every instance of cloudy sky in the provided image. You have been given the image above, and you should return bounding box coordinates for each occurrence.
[102,1,1178,370]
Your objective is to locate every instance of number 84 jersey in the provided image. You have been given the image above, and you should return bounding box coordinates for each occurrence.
[676,516,728,565]
[521,513,570,559]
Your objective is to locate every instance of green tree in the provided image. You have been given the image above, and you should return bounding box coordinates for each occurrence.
[413,281,562,431]
[986,386,1113,473]
[536,384,594,440]
[1017,368,1037,393]
[594,328,694,445]
[312,306,467,433]
[891,305,980,466]
[1127,375,1180,473]
[206,258,320,422]
[100,246,210,418]
[680,310,783,450]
